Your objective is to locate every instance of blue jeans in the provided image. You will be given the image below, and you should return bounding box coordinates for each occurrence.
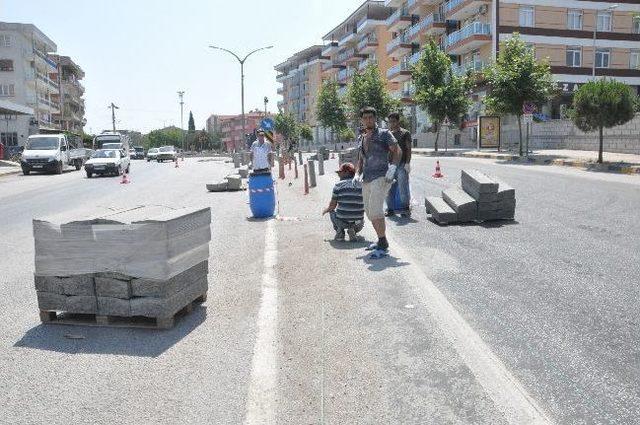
[386,164,411,214]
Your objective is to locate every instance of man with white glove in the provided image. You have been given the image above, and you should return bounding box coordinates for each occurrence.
[385,112,413,217]
[354,107,401,258]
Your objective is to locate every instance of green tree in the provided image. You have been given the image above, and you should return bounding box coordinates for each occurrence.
[142,126,183,149]
[188,111,195,132]
[412,40,471,152]
[299,123,314,145]
[347,63,399,125]
[339,127,356,142]
[484,34,555,156]
[275,111,299,151]
[571,79,636,163]
[317,80,348,142]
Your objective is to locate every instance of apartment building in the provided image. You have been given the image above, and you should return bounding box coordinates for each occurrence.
[50,55,86,133]
[384,0,640,145]
[0,23,61,148]
[274,46,324,146]
[219,112,270,152]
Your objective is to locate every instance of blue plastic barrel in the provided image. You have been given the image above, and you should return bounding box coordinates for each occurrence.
[248,172,276,218]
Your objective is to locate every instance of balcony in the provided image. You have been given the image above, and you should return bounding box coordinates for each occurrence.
[338,28,358,47]
[385,0,404,7]
[36,71,59,90]
[322,41,339,56]
[386,52,420,82]
[337,67,356,84]
[336,48,366,65]
[357,15,386,34]
[276,73,288,83]
[405,13,446,42]
[359,56,377,71]
[445,22,491,55]
[392,86,416,103]
[386,7,415,33]
[444,0,491,21]
[357,34,379,54]
[33,49,57,70]
[387,32,415,57]
[452,60,487,77]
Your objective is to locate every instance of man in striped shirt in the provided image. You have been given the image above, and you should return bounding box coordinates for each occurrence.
[322,162,365,242]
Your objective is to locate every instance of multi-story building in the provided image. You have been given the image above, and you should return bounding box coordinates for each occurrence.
[320,1,396,116]
[384,0,640,145]
[0,23,61,148]
[206,114,229,136]
[274,46,324,146]
[50,55,85,134]
[219,111,270,152]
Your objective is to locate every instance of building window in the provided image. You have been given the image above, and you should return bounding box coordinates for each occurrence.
[566,47,582,67]
[1,132,18,146]
[0,84,14,96]
[630,50,640,69]
[0,35,10,47]
[595,49,610,68]
[567,9,583,30]
[597,11,612,32]
[0,59,13,71]
[519,6,534,27]
[633,16,640,34]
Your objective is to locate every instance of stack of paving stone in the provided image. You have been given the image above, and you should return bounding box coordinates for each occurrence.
[33,206,211,328]
[425,170,516,224]
[206,173,245,192]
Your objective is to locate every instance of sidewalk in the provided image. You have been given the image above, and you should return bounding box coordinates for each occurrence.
[0,160,20,177]
[412,148,640,175]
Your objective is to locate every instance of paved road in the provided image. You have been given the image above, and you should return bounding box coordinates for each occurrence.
[0,156,638,424]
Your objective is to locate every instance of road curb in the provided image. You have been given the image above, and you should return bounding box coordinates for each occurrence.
[0,168,20,178]
[413,151,640,175]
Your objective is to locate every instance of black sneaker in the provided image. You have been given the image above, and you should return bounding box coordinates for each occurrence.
[385,210,395,217]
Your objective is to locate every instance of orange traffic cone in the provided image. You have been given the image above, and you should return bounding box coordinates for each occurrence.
[175,158,179,168]
[120,170,129,184]
[432,160,444,178]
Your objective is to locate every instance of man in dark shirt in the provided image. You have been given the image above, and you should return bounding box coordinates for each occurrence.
[322,162,364,242]
[386,112,412,217]
[354,107,401,258]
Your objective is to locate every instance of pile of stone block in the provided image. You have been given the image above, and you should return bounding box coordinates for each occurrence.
[425,170,516,225]
[206,173,245,192]
[33,206,211,328]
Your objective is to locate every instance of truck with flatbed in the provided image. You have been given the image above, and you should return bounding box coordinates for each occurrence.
[20,134,86,175]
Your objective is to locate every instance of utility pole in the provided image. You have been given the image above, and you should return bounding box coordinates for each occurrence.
[177,91,185,151]
[109,103,119,132]
[208,45,273,151]
[264,96,269,117]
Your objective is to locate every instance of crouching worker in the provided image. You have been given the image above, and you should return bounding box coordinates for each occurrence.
[322,162,364,242]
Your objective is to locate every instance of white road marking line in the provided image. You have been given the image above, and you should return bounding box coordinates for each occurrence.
[244,220,278,425]
[388,235,554,424]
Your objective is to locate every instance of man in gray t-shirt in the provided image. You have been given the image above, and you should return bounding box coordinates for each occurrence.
[354,107,401,257]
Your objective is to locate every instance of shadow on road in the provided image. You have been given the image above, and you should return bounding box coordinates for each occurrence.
[13,306,207,358]
[245,216,275,222]
[426,217,520,229]
[357,253,410,272]
[388,215,419,226]
[327,239,371,250]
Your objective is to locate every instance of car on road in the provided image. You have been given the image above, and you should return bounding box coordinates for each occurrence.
[20,134,86,175]
[157,146,177,162]
[147,148,159,162]
[132,146,145,160]
[84,149,130,178]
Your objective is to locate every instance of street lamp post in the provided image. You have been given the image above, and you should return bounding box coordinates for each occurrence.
[592,4,618,78]
[209,45,273,150]
[177,91,185,151]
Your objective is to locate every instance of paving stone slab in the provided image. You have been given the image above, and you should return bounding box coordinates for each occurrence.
[477,201,500,212]
[425,196,458,224]
[206,181,229,192]
[61,275,95,296]
[34,275,64,294]
[66,295,98,314]
[97,297,131,316]
[461,169,499,200]
[95,276,132,299]
[131,261,208,298]
[130,278,208,318]
[442,187,477,221]
[37,292,67,311]
[225,175,243,191]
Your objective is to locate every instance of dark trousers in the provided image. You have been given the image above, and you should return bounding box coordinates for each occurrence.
[330,211,364,233]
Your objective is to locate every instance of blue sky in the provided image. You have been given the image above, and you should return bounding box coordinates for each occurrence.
[3,0,364,133]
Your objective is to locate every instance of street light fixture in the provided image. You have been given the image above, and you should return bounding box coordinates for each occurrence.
[592,4,618,78]
[209,45,273,150]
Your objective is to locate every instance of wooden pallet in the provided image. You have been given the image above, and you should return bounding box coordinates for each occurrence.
[39,292,207,330]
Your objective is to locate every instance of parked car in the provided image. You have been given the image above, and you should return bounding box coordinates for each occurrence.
[132,146,145,159]
[21,134,86,175]
[84,149,130,178]
[157,146,177,162]
[147,148,159,162]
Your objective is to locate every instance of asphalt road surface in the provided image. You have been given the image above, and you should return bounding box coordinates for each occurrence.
[0,155,638,424]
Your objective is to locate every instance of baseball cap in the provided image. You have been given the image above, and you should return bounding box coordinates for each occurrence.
[256,129,265,135]
[336,162,355,174]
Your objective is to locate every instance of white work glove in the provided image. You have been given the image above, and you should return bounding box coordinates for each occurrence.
[352,173,363,184]
[385,164,397,183]
[404,163,410,174]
